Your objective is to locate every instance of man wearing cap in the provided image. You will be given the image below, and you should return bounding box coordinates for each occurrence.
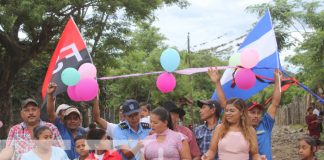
[195,100,222,159]
[113,99,151,160]
[55,104,70,123]
[208,67,282,160]
[46,82,86,159]
[0,98,64,160]
[162,101,202,160]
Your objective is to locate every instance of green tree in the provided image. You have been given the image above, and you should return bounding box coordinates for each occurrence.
[104,43,227,124]
[247,0,323,103]
[0,0,188,139]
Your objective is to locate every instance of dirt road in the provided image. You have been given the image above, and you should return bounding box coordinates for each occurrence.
[272,125,324,160]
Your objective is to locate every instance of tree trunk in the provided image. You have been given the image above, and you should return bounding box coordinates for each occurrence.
[0,64,14,139]
[0,48,28,139]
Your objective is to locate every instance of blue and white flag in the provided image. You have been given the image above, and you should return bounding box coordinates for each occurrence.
[212,11,281,100]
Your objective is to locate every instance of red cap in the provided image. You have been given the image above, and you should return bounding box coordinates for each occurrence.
[247,101,264,111]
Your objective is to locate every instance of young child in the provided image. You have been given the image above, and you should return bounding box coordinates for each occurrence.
[298,136,318,160]
[86,128,121,160]
[140,102,151,123]
[74,135,89,160]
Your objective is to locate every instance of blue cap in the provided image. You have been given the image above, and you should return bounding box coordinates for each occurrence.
[122,99,140,116]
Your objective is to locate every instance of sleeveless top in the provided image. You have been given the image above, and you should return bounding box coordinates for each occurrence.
[218,131,249,160]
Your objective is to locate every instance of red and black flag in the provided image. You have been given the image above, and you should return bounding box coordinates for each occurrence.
[42,17,92,99]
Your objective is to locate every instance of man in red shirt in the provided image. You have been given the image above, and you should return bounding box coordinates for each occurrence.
[162,101,201,160]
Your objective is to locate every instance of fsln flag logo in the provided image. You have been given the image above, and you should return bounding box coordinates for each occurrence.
[42,18,92,99]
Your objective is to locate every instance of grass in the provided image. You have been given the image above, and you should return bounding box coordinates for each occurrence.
[318,131,324,159]
[289,124,306,130]
[317,152,324,159]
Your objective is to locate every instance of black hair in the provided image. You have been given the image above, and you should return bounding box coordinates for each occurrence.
[151,107,173,130]
[208,101,222,118]
[74,134,87,143]
[139,102,151,111]
[307,107,314,112]
[298,136,317,155]
[33,126,51,139]
[86,128,106,150]
[89,123,97,130]
[320,111,324,116]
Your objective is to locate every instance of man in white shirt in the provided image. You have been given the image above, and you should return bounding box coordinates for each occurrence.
[92,97,117,138]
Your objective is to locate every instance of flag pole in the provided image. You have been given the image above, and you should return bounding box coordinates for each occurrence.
[268,10,282,93]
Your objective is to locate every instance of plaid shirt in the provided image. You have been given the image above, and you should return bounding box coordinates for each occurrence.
[194,123,217,159]
[6,120,64,160]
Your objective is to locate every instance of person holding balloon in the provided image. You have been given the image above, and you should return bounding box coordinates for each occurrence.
[46,82,86,159]
[208,67,282,160]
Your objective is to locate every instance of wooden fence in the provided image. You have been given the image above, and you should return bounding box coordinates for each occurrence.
[275,95,323,126]
[275,97,307,126]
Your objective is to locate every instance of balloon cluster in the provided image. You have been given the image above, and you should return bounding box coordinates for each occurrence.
[156,48,180,93]
[61,63,99,101]
[229,48,259,90]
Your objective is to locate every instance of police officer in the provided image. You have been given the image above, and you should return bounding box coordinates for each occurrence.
[113,99,151,160]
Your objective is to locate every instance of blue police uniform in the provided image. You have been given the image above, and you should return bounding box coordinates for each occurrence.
[113,99,151,160]
[113,121,151,160]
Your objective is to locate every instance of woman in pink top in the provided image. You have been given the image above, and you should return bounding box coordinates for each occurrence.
[202,98,261,160]
[144,107,191,160]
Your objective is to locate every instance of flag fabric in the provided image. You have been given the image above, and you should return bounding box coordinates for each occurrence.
[41,18,92,99]
[212,11,281,100]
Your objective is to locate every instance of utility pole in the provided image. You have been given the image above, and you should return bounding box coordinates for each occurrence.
[187,32,194,127]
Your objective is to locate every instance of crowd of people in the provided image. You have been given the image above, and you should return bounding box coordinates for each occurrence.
[0,68,321,160]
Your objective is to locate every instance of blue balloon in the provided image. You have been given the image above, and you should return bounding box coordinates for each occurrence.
[160,48,180,72]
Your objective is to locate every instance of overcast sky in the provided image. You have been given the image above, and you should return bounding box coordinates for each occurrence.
[152,0,300,71]
[153,0,272,50]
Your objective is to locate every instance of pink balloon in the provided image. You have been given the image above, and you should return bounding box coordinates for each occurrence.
[235,68,256,90]
[156,72,176,93]
[75,78,99,101]
[78,63,97,79]
[240,48,259,68]
[0,121,3,128]
[67,86,83,102]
